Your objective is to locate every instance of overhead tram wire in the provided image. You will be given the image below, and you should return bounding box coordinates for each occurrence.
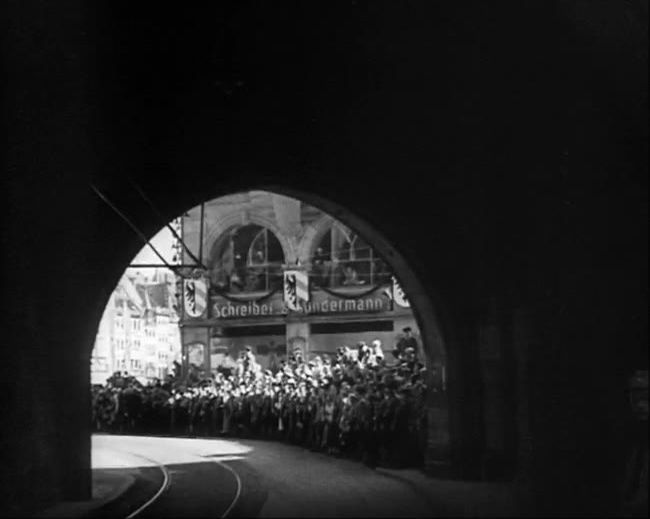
[105,181,391,284]
[127,181,385,274]
[127,177,209,272]
[128,180,379,271]
[90,184,188,278]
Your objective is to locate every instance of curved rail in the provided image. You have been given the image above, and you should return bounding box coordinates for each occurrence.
[211,458,243,519]
[112,445,243,519]
[123,451,171,519]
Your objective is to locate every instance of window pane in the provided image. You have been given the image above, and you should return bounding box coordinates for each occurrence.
[248,229,267,265]
[315,229,332,261]
[269,264,283,291]
[331,226,349,260]
[374,257,391,285]
[266,230,284,263]
[354,237,372,259]
[212,224,285,294]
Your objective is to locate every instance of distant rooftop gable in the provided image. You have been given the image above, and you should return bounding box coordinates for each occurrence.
[135,282,171,310]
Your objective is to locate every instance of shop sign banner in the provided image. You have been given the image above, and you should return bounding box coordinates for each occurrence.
[300,290,392,315]
[213,297,286,318]
[212,286,392,319]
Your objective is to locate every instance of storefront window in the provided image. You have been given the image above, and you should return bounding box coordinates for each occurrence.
[312,225,391,288]
[211,224,284,294]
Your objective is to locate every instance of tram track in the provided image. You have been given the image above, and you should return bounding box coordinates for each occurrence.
[212,458,243,519]
[91,434,436,518]
[103,444,243,519]
[122,451,170,519]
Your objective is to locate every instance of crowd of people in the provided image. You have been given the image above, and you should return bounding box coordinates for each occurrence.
[91,330,429,469]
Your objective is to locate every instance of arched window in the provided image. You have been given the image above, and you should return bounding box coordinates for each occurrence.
[311,224,391,288]
[211,224,284,293]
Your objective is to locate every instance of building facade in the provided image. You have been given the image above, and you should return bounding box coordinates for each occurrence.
[91,270,182,384]
[177,191,429,376]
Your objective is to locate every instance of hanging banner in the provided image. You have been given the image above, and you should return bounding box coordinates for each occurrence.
[392,276,410,308]
[212,284,392,318]
[283,269,310,311]
[184,277,208,318]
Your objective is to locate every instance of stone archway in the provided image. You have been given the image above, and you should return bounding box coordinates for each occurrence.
[296,213,335,264]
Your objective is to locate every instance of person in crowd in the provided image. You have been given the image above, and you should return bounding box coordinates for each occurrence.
[323,382,340,455]
[91,335,429,470]
[357,341,371,365]
[393,327,418,359]
[371,339,385,365]
[342,265,365,286]
[313,247,331,287]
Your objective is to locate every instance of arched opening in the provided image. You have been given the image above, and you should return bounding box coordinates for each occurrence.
[90,187,451,475]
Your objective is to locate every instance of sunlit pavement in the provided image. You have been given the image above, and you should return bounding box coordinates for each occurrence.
[92,434,434,518]
[36,448,153,518]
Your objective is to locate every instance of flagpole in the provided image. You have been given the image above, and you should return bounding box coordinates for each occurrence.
[199,201,205,268]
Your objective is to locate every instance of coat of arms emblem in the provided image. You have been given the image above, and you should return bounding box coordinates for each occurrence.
[183,278,208,318]
[392,276,410,308]
[283,270,310,312]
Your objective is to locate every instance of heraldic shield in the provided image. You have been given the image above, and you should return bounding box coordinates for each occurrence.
[183,277,208,318]
[283,269,309,312]
[392,276,410,308]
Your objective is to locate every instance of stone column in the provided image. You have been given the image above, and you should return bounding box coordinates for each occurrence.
[477,297,507,480]
[425,391,452,477]
[512,307,534,511]
[423,313,452,477]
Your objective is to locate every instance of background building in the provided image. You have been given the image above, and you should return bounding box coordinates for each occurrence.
[177,191,430,377]
[91,269,181,384]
